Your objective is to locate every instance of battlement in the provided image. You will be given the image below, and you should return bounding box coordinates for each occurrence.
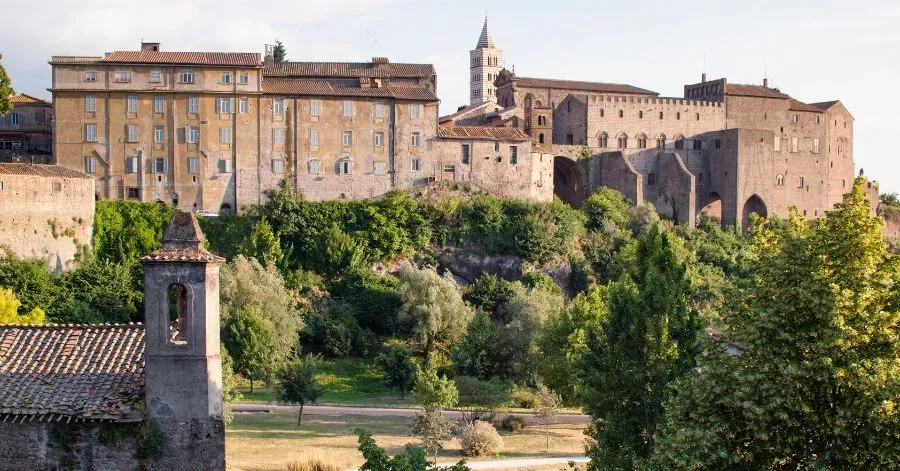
[588,94,724,108]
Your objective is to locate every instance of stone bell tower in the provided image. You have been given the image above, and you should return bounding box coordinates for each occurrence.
[141,211,226,469]
[469,16,503,105]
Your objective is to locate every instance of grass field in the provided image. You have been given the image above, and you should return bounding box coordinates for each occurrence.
[225,411,588,471]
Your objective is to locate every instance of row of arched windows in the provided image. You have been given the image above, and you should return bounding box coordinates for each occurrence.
[596,132,718,150]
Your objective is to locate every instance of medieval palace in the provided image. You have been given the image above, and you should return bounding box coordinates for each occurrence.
[40,19,864,229]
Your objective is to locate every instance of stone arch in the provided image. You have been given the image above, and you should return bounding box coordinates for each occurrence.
[553,156,586,207]
[220,203,232,214]
[166,283,191,345]
[741,194,768,230]
[524,94,533,109]
[598,132,608,148]
[655,133,667,149]
[699,192,723,223]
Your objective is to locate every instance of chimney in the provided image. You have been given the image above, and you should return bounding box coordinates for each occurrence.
[763,78,769,88]
[141,42,160,52]
[372,57,390,65]
[701,73,706,83]
[264,44,274,67]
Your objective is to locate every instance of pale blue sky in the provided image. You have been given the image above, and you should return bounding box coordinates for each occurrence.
[3,0,897,193]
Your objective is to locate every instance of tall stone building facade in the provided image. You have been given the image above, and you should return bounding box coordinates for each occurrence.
[469,18,503,105]
[0,94,53,163]
[50,42,552,212]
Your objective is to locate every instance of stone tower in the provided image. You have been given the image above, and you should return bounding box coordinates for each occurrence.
[141,211,226,470]
[469,17,503,105]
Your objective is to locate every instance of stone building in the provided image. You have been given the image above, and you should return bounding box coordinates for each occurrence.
[49,42,552,212]
[0,163,94,270]
[0,211,225,470]
[469,17,503,105]
[0,94,53,163]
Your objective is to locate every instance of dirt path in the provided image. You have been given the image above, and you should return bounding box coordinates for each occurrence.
[232,403,590,425]
[437,456,588,470]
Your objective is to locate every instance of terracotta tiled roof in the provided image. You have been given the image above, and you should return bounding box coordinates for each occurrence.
[724,83,790,99]
[262,78,438,101]
[789,99,825,113]
[515,77,658,96]
[439,101,498,123]
[0,163,92,179]
[142,211,225,264]
[263,62,435,78]
[49,56,103,65]
[9,94,52,106]
[100,51,261,67]
[438,126,531,142]
[0,324,145,422]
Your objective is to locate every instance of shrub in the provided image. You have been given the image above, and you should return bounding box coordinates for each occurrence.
[583,188,630,230]
[301,301,375,357]
[375,340,417,396]
[458,421,503,457]
[499,415,526,433]
[286,459,340,471]
[464,273,515,316]
[508,385,540,409]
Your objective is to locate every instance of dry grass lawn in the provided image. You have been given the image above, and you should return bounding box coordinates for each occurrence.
[226,412,588,471]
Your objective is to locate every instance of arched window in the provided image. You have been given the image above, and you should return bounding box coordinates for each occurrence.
[617,133,628,149]
[656,134,666,149]
[524,95,532,109]
[674,134,685,150]
[539,133,545,144]
[167,283,189,345]
[535,100,542,107]
[220,203,232,214]
[693,139,703,150]
[637,133,648,149]
[776,174,785,186]
[648,173,657,186]
[598,132,608,148]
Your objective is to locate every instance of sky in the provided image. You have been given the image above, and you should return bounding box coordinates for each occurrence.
[3,0,898,193]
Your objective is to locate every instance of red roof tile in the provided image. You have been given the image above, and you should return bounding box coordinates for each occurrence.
[515,77,658,96]
[262,78,438,101]
[0,324,145,422]
[100,51,260,67]
[263,62,435,79]
[724,83,790,99]
[0,163,92,179]
[438,126,531,142]
[9,94,52,106]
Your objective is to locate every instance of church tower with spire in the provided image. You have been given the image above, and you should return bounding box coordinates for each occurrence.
[469,17,503,105]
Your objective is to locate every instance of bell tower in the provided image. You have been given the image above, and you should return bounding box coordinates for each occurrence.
[141,211,225,421]
[469,16,503,105]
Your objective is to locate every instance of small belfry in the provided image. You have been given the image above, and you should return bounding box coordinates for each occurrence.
[469,16,503,105]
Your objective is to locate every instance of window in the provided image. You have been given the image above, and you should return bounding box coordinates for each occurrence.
[375,131,385,146]
[659,111,664,120]
[220,72,232,84]
[239,97,249,113]
[792,114,798,123]
[84,156,95,173]
[338,160,353,175]
[220,127,232,145]
[648,173,656,185]
[153,95,165,114]
[84,124,97,142]
[676,112,681,120]
[217,97,234,114]
[566,134,574,145]
[674,137,685,150]
[85,70,97,82]
[188,157,198,174]
[272,160,286,174]
[693,139,702,150]
[411,132,421,147]
[812,138,820,154]
[617,134,628,149]
[715,139,721,149]
[618,110,624,118]
[798,176,805,188]
[410,103,422,119]
[239,72,249,84]
[341,100,353,117]
[188,96,199,114]
[494,141,500,152]
[598,132,609,147]
[776,174,785,186]
[539,133,545,144]
[85,95,96,112]
[179,70,195,83]
[127,95,138,113]
[310,99,321,116]
[154,125,165,143]
[154,157,167,174]
[374,162,386,175]
[791,137,799,153]
[125,157,138,174]
[599,109,604,117]
[310,129,320,146]
[308,159,321,174]
[462,144,470,164]
[567,101,572,112]
[127,187,140,199]
[115,69,131,82]
[411,158,421,171]
[219,159,232,173]
[637,135,647,149]
[150,70,162,82]
[696,112,700,121]
[815,116,820,124]
[342,131,352,146]
[273,98,284,116]
[186,126,199,143]
[510,146,518,164]
[774,135,781,152]
[639,111,643,119]
[273,128,285,146]
[126,124,139,143]
[656,135,666,149]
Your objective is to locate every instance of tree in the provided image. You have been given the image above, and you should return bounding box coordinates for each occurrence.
[355,427,468,471]
[413,362,459,411]
[496,283,564,382]
[92,200,174,265]
[580,224,700,470]
[223,305,276,393]
[246,220,283,268]
[582,187,631,231]
[375,340,417,396]
[272,40,286,63]
[463,273,515,316]
[0,54,14,116]
[0,288,45,324]
[450,311,502,380]
[412,407,454,460]
[535,384,562,452]
[276,355,324,425]
[652,179,900,470]
[397,263,472,359]
[0,254,58,316]
[51,260,142,324]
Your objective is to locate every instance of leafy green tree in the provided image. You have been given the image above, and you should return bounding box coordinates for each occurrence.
[451,311,502,380]
[652,179,900,470]
[0,55,14,116]
[463,273,515,316]
[92,201,173,265]
[276,355,324,425]
[375,340,417,396]
[0,254,58,315]
[583,187,631,230]
[0,288,45,324]
[301,299,375,357]
[397,263,472,359]
[331,269,403,335]
[496,284,564,382]
[317,226,365,277]
[412,407,454,461]
[272,40,286,63]
[246,220,283,268]
[580,224,700,470]
[413,362,459,411]
[50,260,142,324]
[223,305,276,393]
[535,384,563,452]
[355,427,468,471]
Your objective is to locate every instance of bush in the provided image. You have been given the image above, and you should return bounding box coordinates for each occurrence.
[499,415,526,433]
[375,340,417,395]
[464,273,515,316]
[301,301,375,357]
[508,385,540,409]
[331,269,403,335]
[583,187,630,230]
[454,376,511,410]
[458,421,503,457]
[286,460,340,471]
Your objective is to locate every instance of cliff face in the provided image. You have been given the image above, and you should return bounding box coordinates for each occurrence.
[434,247,574,297]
